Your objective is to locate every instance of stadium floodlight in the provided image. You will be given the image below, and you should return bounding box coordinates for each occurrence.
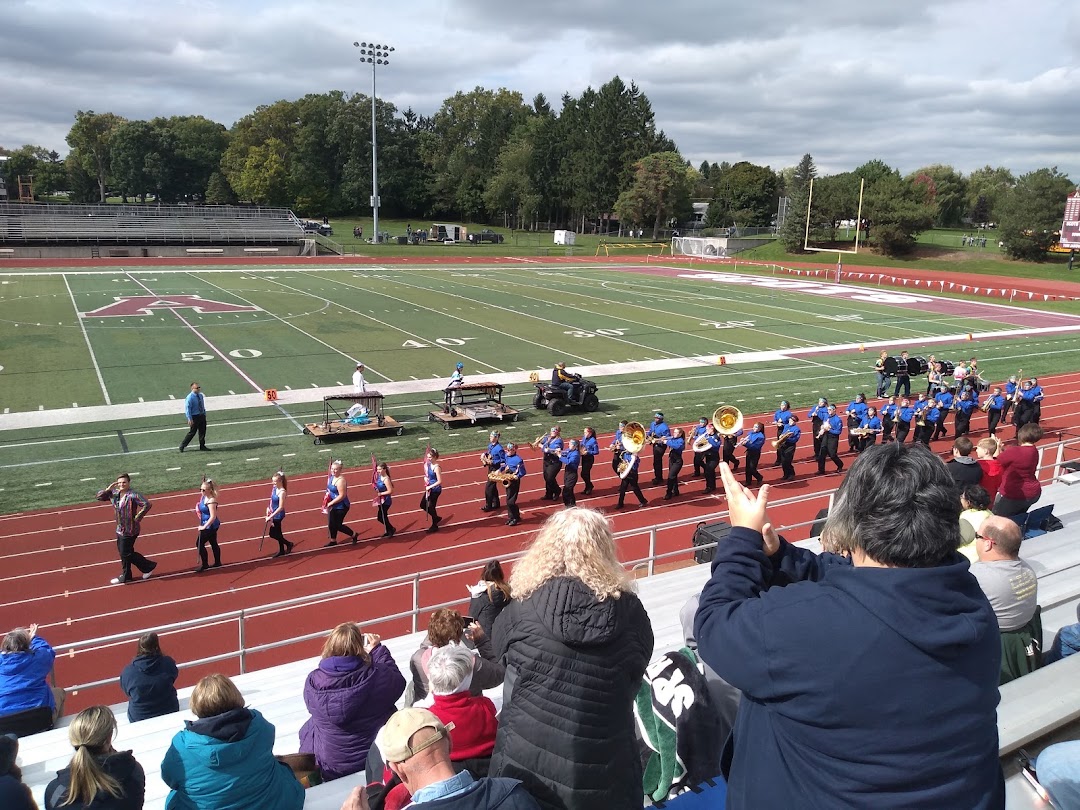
[354,41,395,244]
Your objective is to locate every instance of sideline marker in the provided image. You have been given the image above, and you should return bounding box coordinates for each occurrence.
[717,356,727,366]
[966,333,974,341]
[858,344,865,352]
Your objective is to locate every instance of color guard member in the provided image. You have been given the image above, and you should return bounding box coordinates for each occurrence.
[421,448,444,532]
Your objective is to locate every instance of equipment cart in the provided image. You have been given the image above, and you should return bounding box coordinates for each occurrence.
[303,392,403,444]
[428,382,520,430]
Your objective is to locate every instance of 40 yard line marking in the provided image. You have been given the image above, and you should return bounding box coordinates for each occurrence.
[62,274,111,405]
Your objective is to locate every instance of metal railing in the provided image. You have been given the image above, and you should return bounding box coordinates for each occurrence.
[53,435,1080,696]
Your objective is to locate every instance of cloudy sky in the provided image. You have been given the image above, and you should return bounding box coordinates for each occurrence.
[2,0,1078,180]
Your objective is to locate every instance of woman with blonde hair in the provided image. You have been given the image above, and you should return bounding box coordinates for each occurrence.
[194,478,221,572]
[299,623,405,781]
[490,507,653,810]
[161,674,303,810]
[44,705,145,809]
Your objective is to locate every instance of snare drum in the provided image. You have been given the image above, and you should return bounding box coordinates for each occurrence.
[938,360,956,378]
[882,356,906,377]
[906,356,930,376]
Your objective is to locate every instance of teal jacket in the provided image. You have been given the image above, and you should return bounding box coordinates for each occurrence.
[161,708,303,810]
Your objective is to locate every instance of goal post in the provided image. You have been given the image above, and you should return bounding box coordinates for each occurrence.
[804,176,866,255]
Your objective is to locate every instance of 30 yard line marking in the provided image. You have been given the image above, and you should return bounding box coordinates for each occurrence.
[62,274,111,405]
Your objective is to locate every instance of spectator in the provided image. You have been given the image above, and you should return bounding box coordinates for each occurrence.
[160,674,303,810]
[993,423,1044,517]
[694,446,1003,808]
[679,593,740,749]
[970,516,1038,632]
[947,437,983,487]
[408,610,503,706]
[1046,604,1080,665]
[299,623,405,781]
[426,645,498,771]
[0,733,35,810]
[44,705,145,810]
[976,437,1003,500]
[1035,741,1080,810]
[0,624,63,734]
[119,632,179,723]
[467,561,512,637]
[958,485,993,558]
[491,508,653,810]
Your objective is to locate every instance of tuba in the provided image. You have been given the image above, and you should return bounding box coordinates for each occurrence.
[617,421,647,475]
[712,405,744,436]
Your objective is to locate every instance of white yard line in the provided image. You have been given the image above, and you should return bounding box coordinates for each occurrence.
[62,274,111,405]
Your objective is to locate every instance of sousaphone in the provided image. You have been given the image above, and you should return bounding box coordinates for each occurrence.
[617,421,647,475]
[712,405,744,435]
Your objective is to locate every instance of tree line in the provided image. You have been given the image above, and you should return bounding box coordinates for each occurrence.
[0,77,1074,258]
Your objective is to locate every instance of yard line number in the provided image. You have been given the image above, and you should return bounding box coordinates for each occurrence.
[563,328,629,338]
[402,337,478,348]
[181,349,264,361]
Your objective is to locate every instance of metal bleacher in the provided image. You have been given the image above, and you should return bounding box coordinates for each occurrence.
[0,202,305,245]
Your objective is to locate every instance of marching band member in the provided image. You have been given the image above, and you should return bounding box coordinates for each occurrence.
[740,423,766,487]
[874,350,889,398]
[501,443,526,526]
[722,425,743,471]
[817,405,845,474]
[881,396,898,442]
[931,386,953,442]
[925,355,940,397]
[1015,379,1040,432]
[911,393,930,442]
[664,428,686,500]
[895,397,914,444]
[480,430,506,513]
[324,459,361,547]
[610,421,627,476]
[580,426,600,495]
[422,448,444,533]
[772,400,793,466]
[560,438,581,507]
[953,389,977,438]
[647,411,671,484]
[1002,376,1019,424]
[984,386,1005,437]
[916,399,940,445]
[195,478,222,572]
[265,471,294,557]
[808,398,830,457]
[701,423,722,494]
[447,362,465,405]
[778,414,801,481]
[615,446,648,509]
[892,350,912,397]
[690,416,709,476]
[856,406,882,453]
[845,394,868,453]
[374,462,395,538]
[1029,377,1044,423]
[538,426,564,500]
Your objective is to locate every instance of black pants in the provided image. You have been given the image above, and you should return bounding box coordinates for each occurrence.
[377,499,395,536]
[987,409,1001,436]
[1015,400,1037,431]
[931,412,949,441]
[895,421,910,444]
[116,533,154,581]
[618,472,647,506]
[857,434,878,453]
[954,410,971,437]
[811,419,824,456]
[722,440,739,471]
[744,449,762,485]
[665,452,683,497]
[1001,400,1014,425]
[506,478,521,522]
[268,520,290,553]
[893,375,910,397]
[652,444,665,483]
[581,454,595,493]
[180,414,208,450]
[882,418,894,442]
[328,505,358,542]
[611,449,622,476]
[779,442,797,479]
[817,433,843,472]
[197,527,221,568]
[421,490,441,528]
[703,452,719,492]
[993,495,1037,518]
[693,450,705,476]
[846,418,860,452]
[562,466,579,507]
[543,456,562,500]
[914,421,933,445]
[484,476,502,510]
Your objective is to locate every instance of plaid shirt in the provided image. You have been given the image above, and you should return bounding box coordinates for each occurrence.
[97,487,152,537]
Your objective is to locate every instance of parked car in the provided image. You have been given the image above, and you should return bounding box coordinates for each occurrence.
[467,229,504,244]
[301,221,333,236]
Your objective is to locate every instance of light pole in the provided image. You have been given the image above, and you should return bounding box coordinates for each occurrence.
[354,41,393,244]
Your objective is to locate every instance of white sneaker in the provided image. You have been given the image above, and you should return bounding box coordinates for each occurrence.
[110,577,126,585]
[142,571,154,580]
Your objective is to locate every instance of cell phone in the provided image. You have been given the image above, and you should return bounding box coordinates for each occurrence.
[1017,748,1051,802]
[461,616,477,625]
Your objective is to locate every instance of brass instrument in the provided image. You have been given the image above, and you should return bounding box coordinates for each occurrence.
[480,451,492,467]
[771,430,794,449]
[850,428,871,437]
[691,435,712,453]
[980,397,993,413]
[712,405,744,435]
[487,470,517,486]
[617,459,631,476]
[531,433,546,449]
[616,421,647,476]
[1011,367,1025,403]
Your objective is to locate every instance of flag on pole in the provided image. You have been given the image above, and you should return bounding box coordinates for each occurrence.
[371,454,383,506]
[321,456,334,514]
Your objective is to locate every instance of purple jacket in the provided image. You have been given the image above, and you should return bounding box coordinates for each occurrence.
[298,645,405,781]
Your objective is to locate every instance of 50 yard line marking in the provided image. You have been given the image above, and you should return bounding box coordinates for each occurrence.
[62,274,111,404]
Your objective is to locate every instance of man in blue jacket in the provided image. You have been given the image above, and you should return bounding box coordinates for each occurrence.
[695,444,1003,809]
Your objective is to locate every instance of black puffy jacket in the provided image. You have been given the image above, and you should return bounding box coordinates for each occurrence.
[469,585,510,637]
[490,576,653,810]
[44,750,145,810]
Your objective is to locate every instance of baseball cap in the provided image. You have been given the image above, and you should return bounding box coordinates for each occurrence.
[376,708,455,763]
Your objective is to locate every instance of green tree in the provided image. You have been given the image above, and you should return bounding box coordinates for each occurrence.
[485,121,541,228]
[998,167,1076,261]
[110,120,161,201]
[966,165,1015,224]
[66,110,125,202]
[778,154,817,251]
[705,161,780,228]
[862,173,936,256]
[205,171,237,205]
[906,164,967,226]
[613,151,694,239]
[235,138,290,205]
[2,145,64,199]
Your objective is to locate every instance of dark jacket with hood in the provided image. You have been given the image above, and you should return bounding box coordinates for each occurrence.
[469,585,510,637]
[299,644,405,780]
[44,750,145,810]
[120,654,179,723]
[490,575,653,810]
[694,527,1004,810]
[160,707,303,810]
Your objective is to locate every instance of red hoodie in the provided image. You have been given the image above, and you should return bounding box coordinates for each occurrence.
[430,691,498,760]
[978,457,1003,499]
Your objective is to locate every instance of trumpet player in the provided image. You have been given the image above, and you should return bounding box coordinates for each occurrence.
[740,423,766,486]
[772,400,792,466]
[481,430,506,513]
[647,411,671,485]
[501,442,526,526]
[984,386,1005,436]
[1002,375,1019,424]
[916,398,940,445]
[616,447,648,509]
[953,389,977,438]
[537,426,563,500]
[610,421,627,476]
[580,426,600,495]
[895,397,914,444]
[930,386,953,442]
[690,416,709,476]
[664,428,686,500]
[560,438,581,507]
[1014,379,1041,432]
[777,414,801,481]
[816,405,844,474]
[881,396,898,442]
[808,397,830,457]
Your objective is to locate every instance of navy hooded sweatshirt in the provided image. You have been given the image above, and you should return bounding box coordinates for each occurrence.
[119,654,179,722]
[695,527,1004,810]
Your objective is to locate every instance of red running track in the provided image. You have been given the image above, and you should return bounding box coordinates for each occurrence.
[4,371,1080,711]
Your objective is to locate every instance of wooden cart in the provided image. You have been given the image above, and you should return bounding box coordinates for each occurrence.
[303,392,403,444]
[428,381,519,430]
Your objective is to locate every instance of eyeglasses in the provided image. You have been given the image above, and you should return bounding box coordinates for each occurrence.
[975,533,993,544]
